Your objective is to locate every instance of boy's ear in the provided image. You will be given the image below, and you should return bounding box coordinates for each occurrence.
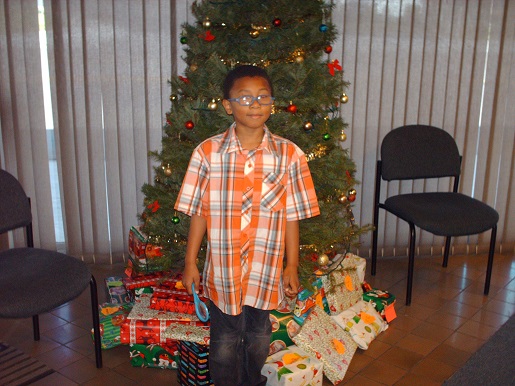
[222,99,233,115]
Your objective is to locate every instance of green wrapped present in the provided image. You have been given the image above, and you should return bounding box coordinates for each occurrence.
[129,342,179,369]
[363,289,397,322]
[92,303,133,349]
[269,310,301,355]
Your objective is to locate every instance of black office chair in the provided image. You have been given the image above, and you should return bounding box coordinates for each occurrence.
[371,125,499,306]
[0,169,102,368]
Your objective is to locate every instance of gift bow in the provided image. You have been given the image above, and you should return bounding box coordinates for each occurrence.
[327,59,342,76]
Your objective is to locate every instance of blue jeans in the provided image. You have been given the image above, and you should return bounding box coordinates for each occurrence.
[208,303,271,386]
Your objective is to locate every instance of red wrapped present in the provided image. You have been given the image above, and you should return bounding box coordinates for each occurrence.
[128,226,148,263]
[150,288,208,314]
[121,319,177,345]
[122,271,168,290]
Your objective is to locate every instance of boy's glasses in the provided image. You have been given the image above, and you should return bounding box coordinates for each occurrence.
[226,95,275,106]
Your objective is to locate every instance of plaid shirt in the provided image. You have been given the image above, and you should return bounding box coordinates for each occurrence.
[175,124,320,315]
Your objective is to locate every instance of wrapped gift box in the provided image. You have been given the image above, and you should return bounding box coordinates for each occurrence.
[105,276,131,304]
[149,288,206,314]
[129,342,179,369]
[320,265,363,316]
[292,308,357,385]
[331,300,388,349]
[293,277,330,326]
[92,303,132,349]
[363,289,397,322]
[338,253,367,284]
[128,293,205,322]
[163,323,210,345]
[128,225,148,264]
[121,319,177,345]
[269,310,301,355]
[122,294,208,344]
[261,345,323,385]
[122,271,168,290]
[178,340,213,386]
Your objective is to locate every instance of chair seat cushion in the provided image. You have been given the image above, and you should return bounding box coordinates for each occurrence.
[0,248,92,318]
[384,192,499,236]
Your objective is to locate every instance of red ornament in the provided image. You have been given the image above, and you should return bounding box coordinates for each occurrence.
[179,76,189,84]
[348,194,356,202]
[324,45,333,54]
[286,103,297,114]
[185,120,195,130]
[273,18,282,27]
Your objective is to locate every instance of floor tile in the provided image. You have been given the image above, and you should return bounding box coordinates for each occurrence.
[410,358,457,383]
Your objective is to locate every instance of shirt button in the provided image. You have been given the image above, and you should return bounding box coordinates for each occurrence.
[248,163,253,168]
[246,186,251,191]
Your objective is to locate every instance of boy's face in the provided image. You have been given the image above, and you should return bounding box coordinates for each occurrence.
[222,76,273,132]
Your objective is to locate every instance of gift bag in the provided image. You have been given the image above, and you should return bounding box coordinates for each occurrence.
[331,300,388,349]
[178,341,214,386]
[292,308,357,384]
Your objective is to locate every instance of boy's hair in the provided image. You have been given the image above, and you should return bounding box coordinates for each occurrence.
[222,65,274,99]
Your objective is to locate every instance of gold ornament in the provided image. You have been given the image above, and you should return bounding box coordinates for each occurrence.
[303,122,313,131]
[295,55,304,63]
[338,194,348,204]
[348,189,357,196]
[163,164,172,176]
[203,18,211,28]
[340,93,349,103]
[249,29,260,38]
[317,253,330,266]
[208,99,218,110]
[169,94,177,101]
[189,64,198,72]
[339,130,347,142]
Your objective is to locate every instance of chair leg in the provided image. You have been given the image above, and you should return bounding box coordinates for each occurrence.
[442,236,452,267]
[371,221,378,276]
[90,275,103,368]
[484,226,497,295]
[32,315,40,341]
[406,223,416,306]
[371,161,382,276]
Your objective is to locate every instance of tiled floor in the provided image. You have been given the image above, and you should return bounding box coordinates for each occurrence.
[1,252,514,385]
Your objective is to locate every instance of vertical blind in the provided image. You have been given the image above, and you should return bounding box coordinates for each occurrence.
[0,0,513,263]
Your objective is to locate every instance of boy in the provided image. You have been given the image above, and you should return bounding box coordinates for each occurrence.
[175,65,319,386]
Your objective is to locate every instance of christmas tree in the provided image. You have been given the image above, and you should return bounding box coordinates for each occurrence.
[139,0,371,283]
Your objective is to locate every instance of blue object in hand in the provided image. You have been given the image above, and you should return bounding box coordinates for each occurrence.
[192,283,209,322]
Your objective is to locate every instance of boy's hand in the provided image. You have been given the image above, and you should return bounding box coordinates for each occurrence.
[282,265,300,298]
[182,262,200,295]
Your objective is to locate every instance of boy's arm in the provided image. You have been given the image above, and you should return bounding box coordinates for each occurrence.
[283,220,300,297]
[182,214,207,295]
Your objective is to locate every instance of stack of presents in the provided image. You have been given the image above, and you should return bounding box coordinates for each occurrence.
[94,226,397,385]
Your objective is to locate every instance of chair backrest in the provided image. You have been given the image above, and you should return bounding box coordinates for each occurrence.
[381,125,461,181]
[0,169,32,234]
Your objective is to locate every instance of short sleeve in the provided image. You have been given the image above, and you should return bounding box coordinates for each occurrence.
[286,149,320,221]
[174,146,209,217]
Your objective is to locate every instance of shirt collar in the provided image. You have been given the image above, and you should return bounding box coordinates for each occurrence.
[218,123,278,156]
